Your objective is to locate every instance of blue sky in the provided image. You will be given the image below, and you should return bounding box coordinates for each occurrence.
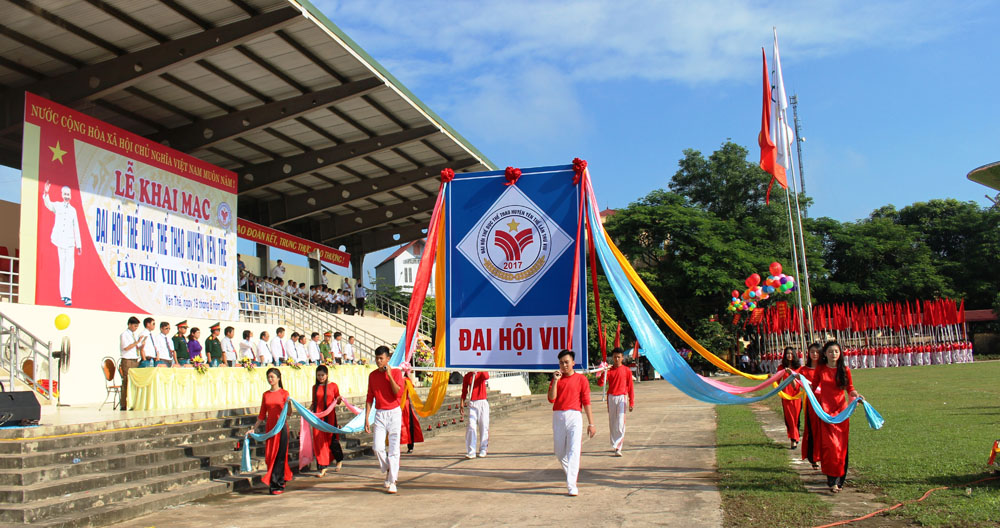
[4,1,998,285]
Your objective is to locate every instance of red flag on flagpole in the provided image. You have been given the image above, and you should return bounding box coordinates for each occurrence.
[758,48,787,204]
[614,321,621,349]
[632,341,640,361]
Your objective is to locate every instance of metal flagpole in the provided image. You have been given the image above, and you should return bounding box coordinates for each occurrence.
[773,28,816,343]
[773,56,807,351]
[782,127,816,341]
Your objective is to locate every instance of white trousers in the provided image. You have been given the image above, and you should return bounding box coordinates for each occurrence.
[465,399,490,456]
[373,407,402,485]
[57,246,75,300]
[553,410,582,494]
[607,394,627,450]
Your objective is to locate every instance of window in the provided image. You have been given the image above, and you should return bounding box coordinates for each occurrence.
[403,267,413,283]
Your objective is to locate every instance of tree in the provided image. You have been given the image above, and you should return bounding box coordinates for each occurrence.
[603,142,826,369]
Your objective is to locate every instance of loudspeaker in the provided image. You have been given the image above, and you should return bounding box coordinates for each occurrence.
[0,391,41,426]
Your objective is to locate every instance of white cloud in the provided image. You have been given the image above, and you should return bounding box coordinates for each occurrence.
[314,0,974,157]
[320,0,967,84]
[443,64,590,154]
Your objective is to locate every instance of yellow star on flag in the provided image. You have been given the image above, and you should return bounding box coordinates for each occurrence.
[506,219,520,232]
[49,141,67,164]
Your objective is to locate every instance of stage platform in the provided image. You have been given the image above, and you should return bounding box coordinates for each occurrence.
[0,382,467,441]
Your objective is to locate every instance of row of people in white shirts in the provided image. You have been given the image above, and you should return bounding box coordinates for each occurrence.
[762,342,975,372]
[269,262,343,290]
[133,323,355,366]
[310,287,354,306]
[242,328,356,365]
[255,277,353,305]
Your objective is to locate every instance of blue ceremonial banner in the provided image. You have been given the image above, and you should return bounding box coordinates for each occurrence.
[447,165,587,370]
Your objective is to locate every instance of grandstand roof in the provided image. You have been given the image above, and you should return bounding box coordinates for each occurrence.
[0,0,494,260]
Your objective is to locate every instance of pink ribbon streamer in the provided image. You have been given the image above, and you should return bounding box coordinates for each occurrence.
[697,371,788,394]
[298,397,361,470]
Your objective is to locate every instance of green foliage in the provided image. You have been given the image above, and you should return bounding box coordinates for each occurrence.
[528,372,551,394]
[602,142,1000,365]
[604,142,825,358]
[809,199,1000,307]
[716,404,830,527]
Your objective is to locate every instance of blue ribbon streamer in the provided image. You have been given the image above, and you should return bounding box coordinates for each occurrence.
[587,201,796,404]
[241,398,376,473]
[586,198,883,428]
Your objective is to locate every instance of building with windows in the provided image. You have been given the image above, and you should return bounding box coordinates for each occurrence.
[373,239,435,295]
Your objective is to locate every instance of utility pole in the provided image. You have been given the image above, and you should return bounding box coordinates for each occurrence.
[790,94,807,204]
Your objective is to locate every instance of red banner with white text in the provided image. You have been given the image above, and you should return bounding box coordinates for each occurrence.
[236,219,350,267]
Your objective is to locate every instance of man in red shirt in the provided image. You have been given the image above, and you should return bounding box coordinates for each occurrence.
[364,346,403,494]
[460,371,490,459]
[548,349,596,496]
[606,347,635,456]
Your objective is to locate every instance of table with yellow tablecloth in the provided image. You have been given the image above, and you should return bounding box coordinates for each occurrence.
[127,364,374,411]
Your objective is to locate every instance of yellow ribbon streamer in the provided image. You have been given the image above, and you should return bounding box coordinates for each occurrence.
[601,229,767,380]
[774,381,805,400]
[405,207,450,417]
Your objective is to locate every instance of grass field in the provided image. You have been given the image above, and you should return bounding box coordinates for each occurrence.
[716,404,830,527]
[750,361,1000,526]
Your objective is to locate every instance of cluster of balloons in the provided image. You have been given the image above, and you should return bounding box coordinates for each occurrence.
[727,262,797,312]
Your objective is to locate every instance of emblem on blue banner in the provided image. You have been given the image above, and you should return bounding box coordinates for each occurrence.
[457,185,572,306]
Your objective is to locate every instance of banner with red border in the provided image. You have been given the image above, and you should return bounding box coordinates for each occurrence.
[236,219,350,267]
[20,92,238,319]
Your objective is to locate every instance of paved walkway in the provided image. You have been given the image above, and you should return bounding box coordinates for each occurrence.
[115,381,721,528]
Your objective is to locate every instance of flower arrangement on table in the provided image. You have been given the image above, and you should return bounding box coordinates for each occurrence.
[284,358,302,370]
[413,340,435,383]
[191,355,209,374]
[239,357,255,372]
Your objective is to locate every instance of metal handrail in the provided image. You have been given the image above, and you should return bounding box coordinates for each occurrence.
[237,273,385,363]
[367,290,435,337]
[0,311,53,400]
[0,253,18,303]
[285,295,382,363]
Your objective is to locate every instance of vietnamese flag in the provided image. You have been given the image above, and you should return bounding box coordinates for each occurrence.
[759,48,787,204]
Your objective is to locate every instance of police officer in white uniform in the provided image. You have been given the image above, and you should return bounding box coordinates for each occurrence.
[43,181,82,306]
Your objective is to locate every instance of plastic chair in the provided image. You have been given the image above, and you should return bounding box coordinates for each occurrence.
[100,357,121,410]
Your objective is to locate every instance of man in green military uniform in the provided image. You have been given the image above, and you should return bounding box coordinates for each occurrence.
[320,331,333,364]
[205,322,223,367]
[173,320,190,365]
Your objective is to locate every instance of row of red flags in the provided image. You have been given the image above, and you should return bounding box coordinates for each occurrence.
[736,298,966,334]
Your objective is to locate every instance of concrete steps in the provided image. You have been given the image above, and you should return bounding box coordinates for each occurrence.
[0,389,542,527]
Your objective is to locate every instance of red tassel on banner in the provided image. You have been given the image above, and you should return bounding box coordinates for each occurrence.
[632,341,640,361]
[572,158,587,184]
[585,211,607,363]
[503,166,522,186]
[400,181,448,362]
[614,321,621,349]
[565,168,588,350]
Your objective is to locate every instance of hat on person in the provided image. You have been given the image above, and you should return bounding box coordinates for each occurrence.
[323,331,333,337]
[176,320,188,328]
[210,323,220,331]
